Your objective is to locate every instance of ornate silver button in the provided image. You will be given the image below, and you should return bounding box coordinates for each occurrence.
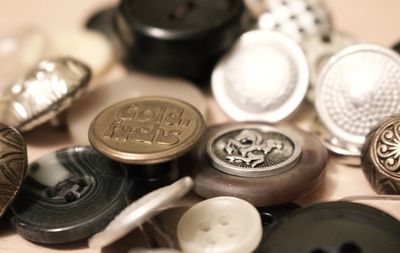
[362,116,400,194]
[188,122,327,206]
[315,44,400,151]
[0,58,91,132]
[207,124,301,177]
[301,32,357,102]
[257,0,331,42]
[212,30,309,122]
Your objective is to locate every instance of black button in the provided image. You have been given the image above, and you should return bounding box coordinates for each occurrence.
[258,202,400,253]
[10,146,133,244]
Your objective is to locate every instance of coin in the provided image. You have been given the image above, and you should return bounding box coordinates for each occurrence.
[89,97,206,164]
[362,116,400,194]
[207,124,301,177]
[212,30,309,122]
[89,177,193,249]
[0,123,27,218]
[316,44,400,147]
[10,146,132,244]
[0,57,91,132]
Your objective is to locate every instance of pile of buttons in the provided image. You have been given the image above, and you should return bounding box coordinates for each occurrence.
[1,0,400,252]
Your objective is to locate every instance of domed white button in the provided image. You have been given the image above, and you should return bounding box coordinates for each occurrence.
[177,197,262,253]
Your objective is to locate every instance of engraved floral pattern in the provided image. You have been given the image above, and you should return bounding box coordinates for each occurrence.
[376,122,400,173]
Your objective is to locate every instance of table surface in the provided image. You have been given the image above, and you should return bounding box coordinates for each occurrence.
[1,0,400,252]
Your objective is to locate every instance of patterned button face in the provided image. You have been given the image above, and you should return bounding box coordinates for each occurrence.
[10,146,132,244]
[0,124,27,217]
[89,97,206,164]
[177,197,262,253]
[362,116,400,194]
[207,124,301,177]
[212,30,309,122]
[258,0,331,42]
[316,44,400,146]
[0,58,91,132]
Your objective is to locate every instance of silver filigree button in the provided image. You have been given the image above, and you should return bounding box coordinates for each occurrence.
[0,58,91,132]
[212,30,309,122]
[315,44,400,152]
[257,0,331,42]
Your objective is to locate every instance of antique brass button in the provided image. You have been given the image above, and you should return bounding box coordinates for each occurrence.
[362,116,400,194]
[89,97,206,165]
[0,57,91,132]
[0,123,27,218]
[187,122,328,206]
[10,146,132,244]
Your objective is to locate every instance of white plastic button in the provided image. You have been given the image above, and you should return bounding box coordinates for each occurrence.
[177,197,262,253]
[50,30,114,76]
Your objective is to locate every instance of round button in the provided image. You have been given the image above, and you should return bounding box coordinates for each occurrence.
[0,123,27,218]
[117,0,245,80]
[89,177,193,249]
[301,32,357,102]
[258,202,400,252]
[68,74,206,145]
[212,30,309,122]
[0,57,91,132]
[362,116,400,194]
[49,30,114,76]
[258,0,332,42]
[89,97,206,164]
[10,146,132,244]
[187,122,327,206]
[177,196,262,253]
[316,44,400,147]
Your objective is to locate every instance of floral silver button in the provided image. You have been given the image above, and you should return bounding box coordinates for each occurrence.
[315,44,400,151]
[212,30,309,122]
[258,0,332,42]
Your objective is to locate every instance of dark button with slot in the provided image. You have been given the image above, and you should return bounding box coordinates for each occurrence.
[116,0,246,81]
[10,146,133,244]
[258,202,400,253]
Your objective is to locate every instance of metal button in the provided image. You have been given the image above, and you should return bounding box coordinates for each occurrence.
[362,116,400,194]
[212,30,309,122]
[315,44,400,150]
[0,123,27,218]
[10,146,132,244]
[258,202,400,253]
[301,32,357,102]
[189,122,327,206]
[0,57,91,132]
[68,74,206,145]
[258,0,331,42]
[89,177,193,249]
[177,196,262,253]
[89,97,206,164]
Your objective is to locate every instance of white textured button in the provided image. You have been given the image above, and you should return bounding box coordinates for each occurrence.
[177,197,262,253]
[67,71,206,145]
[50,30,114,76]
[89,177,193,249]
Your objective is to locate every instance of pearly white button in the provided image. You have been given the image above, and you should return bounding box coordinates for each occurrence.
[67,71,206,145]
[177,197,262,253]
[89,177,193,249]
[49,30,114,76]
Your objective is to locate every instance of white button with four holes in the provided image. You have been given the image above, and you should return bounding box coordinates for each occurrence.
[177,197,262,253]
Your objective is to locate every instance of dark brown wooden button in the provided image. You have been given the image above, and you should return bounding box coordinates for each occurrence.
[0,123,27,217]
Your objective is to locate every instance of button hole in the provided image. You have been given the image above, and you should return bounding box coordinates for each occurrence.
[169,1,195,21]
[340,242,363,253]
[310,249,328,253]
[199,222,211,232]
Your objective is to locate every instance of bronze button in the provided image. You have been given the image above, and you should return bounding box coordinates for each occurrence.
[89,96,206,165]
[0,123,27,217]
[362,116,400,194]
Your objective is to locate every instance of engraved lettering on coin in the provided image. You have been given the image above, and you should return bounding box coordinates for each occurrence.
[208,126,301,177]
[89,97,205,164]
[375,121,400,174]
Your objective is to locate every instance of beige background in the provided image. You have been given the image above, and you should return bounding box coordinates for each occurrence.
[1,0,400,252]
